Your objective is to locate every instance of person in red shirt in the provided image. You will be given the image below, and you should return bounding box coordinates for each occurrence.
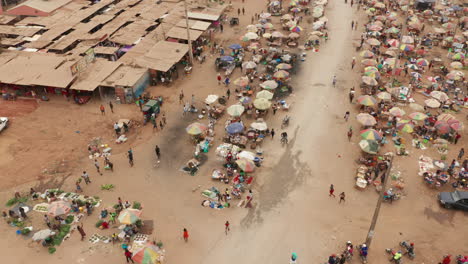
[442,255,451,264]
[183,228,189,242]
[217,73,222,85]
[124,249,134,263]
[225,221,230,235]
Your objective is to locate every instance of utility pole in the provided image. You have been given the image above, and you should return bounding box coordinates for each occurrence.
[364,156,394,248]
[184,0,194,64]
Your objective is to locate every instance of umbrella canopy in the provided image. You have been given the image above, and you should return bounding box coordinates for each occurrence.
[416,58,429,66]
[259,12,271,19]
[356,113,377,126]
[367,24,383,31]
[309,31,324,36]
[276,63,292,70]
[237,150,256,160]
[359,140,380,154]
[425,98,441,108]
[401,35,414,44]
[290,7,301,13]
[118,209,142,225]
[242,61,257,69]
[366,38,381,46]
[397,120,414,133]
[226,122,244,134]
[239,96,252,104]
[205,94,218,104]
[263,33,272,38]
[263,23,274,29]
[446,71,464,81]
[260,80,278,90]
[250,120,268,131]
[273,70,290,79]
[362,59,378,66]
[452,53,465,61]
[376,92,392,100]
[256,90,274,100]
[229,44,242,50]
[246,24,258,32]
[233,76,249,87]
[409,112,428,121]
[450,61,463,69]
[362,76,378,86]
[244,32,259,40]
[47,201,71,217]
[385,27,400,34]
[360,50,375,58]
[220,56,234,62]
[132,243,161,264]
[32,229,55,241]
[253,98,272,110]
[384,50,397,57]
[430,91,449,101]
[409,103,425,112]
[186,122,208,135]
[386,39,400,47]
[290,25,303,32]
[389,107,406,117]
[272,31,284,38]
[434,121,451,134]
[357,95,377,106]
[448,119,462,131]
[227,104,245,116]
[437,113,456,122]
[360,129,383,140]
[288,32,300,39]
[236,158,256,172]
[400,44,414,51]
[282,14,293,20]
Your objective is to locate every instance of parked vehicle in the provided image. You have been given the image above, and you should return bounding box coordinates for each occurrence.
[438,191,468,211]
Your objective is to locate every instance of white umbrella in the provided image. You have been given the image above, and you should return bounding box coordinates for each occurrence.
[260,80,279,90]
[430,91,449,102]
[409,103,425,112]
[250,120,268,131]
[256,90,274,100]
[242,61,257,69]
[205,94,218,104]
[237,151,256,160]
[32,229,55,241]
[244,32,259,40]
[227,104,245,116]
[425,98,441,108]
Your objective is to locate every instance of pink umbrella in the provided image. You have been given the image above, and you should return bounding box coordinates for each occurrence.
[434,121,451,134]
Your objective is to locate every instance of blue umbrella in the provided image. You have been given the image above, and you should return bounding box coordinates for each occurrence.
[229,44,242,50]
[220,56,234,62]
[226,122,244,134]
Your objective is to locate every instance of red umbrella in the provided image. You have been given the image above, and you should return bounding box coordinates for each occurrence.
[434,121,451,134]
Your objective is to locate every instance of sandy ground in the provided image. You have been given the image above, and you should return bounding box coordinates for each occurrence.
[0,0,467,263]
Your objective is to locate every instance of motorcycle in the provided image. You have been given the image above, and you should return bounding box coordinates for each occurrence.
[383,189,401,203]
[456,255,468,264]
[281,115,290,129]
[357,244,368,263]
[386,248,403,264]
[399,241,415,259]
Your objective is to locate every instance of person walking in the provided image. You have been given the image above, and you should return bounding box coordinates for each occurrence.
[224,77,230,86]
[349,87,355,103]
[155,145,161,160]
[458,148,464,160]
[242,7,245,15]
[344,111,350,122]
[81,171,91,184]
[339,192,346,203]
[127,149,134,167]
[99,105,105,115]
[77,223,86,241]
[217,73,222,85]
[162,114,166,125]
[179,90,184,104]
[109,101,114,113]
[332,75,337,87]
[220,23,223,33]
[351,57,356,69]
[124,249,134,263]
[351,21,354,29]
[226,89,231,99]
[94,159,102,175]
[114,122,120,136]
[329,184,335,197]
[76,181,82,193]
[183,228,189,242]
[271,128,275,139]
[159,120,164,130]
[237,8,240,16]
[44,215,51,228]
[225,221,230,235]
[347,127,353,141]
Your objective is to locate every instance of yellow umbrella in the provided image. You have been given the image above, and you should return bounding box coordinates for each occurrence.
[253,98,272,110]
[256,90,274,100]
[273,70,290,79]
[186,122,208,135]
[233,76,249,87]
[376,92,392,100]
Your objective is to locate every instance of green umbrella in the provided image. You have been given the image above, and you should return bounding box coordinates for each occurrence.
[359,140,380,154]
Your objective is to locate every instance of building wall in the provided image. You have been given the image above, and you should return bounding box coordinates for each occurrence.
[6,5,50,16]
[132,71,150,98]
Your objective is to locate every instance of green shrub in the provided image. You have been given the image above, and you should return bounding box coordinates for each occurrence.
[156,241,163,248]
[135,219,143,228]
[53,224,71,246]
[5,198,17,206]
[48,247,56,254]
[132,201,142,210]
[21,228,31,235]
[65,215,74,224]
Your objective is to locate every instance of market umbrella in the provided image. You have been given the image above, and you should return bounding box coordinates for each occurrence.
[427,76,438,83]
[186,122,208,135]
[239,96,252,104]
[448,119,462,131]
[434,121,451,134]
[359,140,380,154]
[205,94,218,104]
[409,103,425,112]
[367,24,383,31]
[226,122,244,134]
[273,70,290,79]
[237,150,256,160]
[250,120,268,131]
[366,38,381,46]
[397,120,414,133]
[229,44,242,50]
[437,113,456,122]
[118,209,142,225]
[226,104,245,117]
[259,12,271,19]
[32,229,56,241]
[286,20,297,28]
[400,44,414,51]
[47,201,71,217]
[450,61,463,69]
[385,27,400,34]
[220,56,234,62]
[389,107,406,117]
[384,50,397,57]
[430,91,449,102]
[256,90,274,100]
[263,33,272,38]
[446,71,464,81]
[360,50,375,58]
[409,112,428,121]
[271,31,284,38]
[276,63,292,70]
[309,31,324,36]
[424,98,441,108]
[233,76,249,87]
[290,25,303,32]
[236,158,255,172]
[411,72,422,79]
[361,59,377,66]
[356,113,377,126]
[132,243,162,264]
[362,76,378,86]
[384,58,397,68]
[401,35,414,44]
[260,80,278,90]
[375,15,387,21]
[248,42,260,50]
[416,58,429,67]
[357,95,377,106]
[360,129,382,141]
[288,32,300,39]
[242,61,257,69]
[263,23,274,29]
[407,64,419,70]
[290,7,301,13]
[376,92,392,100]
[253,98,272,110]
[451,53,465,61]
[386,39,400,47]
[244,32,259,40]
[282,14,293,20]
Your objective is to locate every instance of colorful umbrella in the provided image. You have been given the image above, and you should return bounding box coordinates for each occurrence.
[359,140,380,154]
[385,27,400,34]
[186,122,208,135]
[260,80,278,90]
[430,91,449,101]
[396,120,414,133]
[367,24,383,31]
[408,112,428,121]
[377,92,392,100]
[452,53,465,61]
[362,59,378,66]
[253,98,271,110]
[271,31,284,38]
[416,58,429,66]
[259,12,272,19]
[409,103,425,112]
[384,58,397,68]
[288,32,300,39]
[256,90,274,100]
[360,129,383,140]
[205,94,218,104]
[290,7,301,13]
[434,121,451,134]
[47,201,71,217]
[282,14,293,20]
[386,39,400,47]
[276,63,292,70]
[389,107,406,117]
[229,44,242,50]
[263,23,274,29]
[361,76,378,86]
[366,38,381,46]
[227,104,245,117]
[220,56,234,62]
[448,119,462,131]
[132,243,162,264]
[411,72,422,79]
[450,61,463,69]
[274,70,290,79]
[357,95,377,106]
[446,71,464,80]
[236,158,255,172]
[239,96,252,104]
[437,113,456,122]
[384,50,397,57]
[226,122,244,134]
[401,35,414,44]
[400,44,414,51]
[118,209,142,225]
[244,32,259,40]
[290,25,303,32]
[246,24,258,32]
[242,61,257,69]
[356,113,377,126]
[263,33,272,38]
[233,76,249,87]
[360,50,375,58]
[424,98,441,108]
[368,31,381,37]
[407,64,419,70]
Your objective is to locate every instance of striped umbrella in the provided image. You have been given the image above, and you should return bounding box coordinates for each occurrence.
[186,122,208,135]
[430,91,449,101]
[362,76,378,86]
[396,120,414,133]
[437,113,456,122]
[356,113,377,126]
[387,39,400,47]
[448,119,462,131]
[385,27,400,34]
[276,63,292,70]
[273,70,290,79]
[290,7,301,13]
[434,121,451,134]
[357,95,377,106]
[450,61,463,69]
[408,112,428,121]
[360,50,375,58]
[362,59,378,66]
[446,71,464,81]
[452,53,465,61]
[360,129,383,140]
[425,98,441,108]
[132,243,161,264]
[367,24,383,31]
[377,92,392,100]
[290,25,303,32]
[256,90,274,100]
[359,140,380,154]
[118,209,141,225]
[416,58,429,66]
[400,44,414,51]
[236,158,256,172]
[366,38,381,46]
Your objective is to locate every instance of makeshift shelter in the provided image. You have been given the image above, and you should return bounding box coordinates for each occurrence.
[101,65,150,103]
